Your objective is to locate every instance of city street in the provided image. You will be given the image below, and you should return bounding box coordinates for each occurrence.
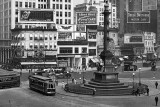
[0,62,160,107]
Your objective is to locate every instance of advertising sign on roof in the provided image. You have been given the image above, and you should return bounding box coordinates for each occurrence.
[19,9,54,23]
[127,11,150,23]
[76,12,97,24]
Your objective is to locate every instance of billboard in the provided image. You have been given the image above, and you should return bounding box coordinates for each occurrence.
[58,32,72,40]
[127,11,150,23]
[124,35,143,44]
[19,9,54,23]
[76,12,97,24]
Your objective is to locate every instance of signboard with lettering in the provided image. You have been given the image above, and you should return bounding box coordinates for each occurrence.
[19,9,54,23]
[127,11,150,23]
[130,36,143,42]
[57,25,75,31]
[58,61,68,67]
[76,24,86,32]
[58,32,72,40]
[76,12,97,24]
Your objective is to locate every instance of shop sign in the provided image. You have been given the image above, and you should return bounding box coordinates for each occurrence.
[19,10,53,23]
[127,11,150,23]
[76,12,97,24]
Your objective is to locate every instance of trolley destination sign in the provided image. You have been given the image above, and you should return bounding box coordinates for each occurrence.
[127,11,150,23]
[76,12,97,24]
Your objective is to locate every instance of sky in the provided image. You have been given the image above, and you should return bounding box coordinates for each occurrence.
[73,0,85,7]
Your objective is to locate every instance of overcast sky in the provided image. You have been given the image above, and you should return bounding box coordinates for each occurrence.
[73,0,85,7]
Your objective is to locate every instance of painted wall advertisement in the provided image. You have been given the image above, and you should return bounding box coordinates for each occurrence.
[74,33,86,40]
[76,12,97,24]
[19,10,53,23]
[58,32,72,39]
[127,11,150,23]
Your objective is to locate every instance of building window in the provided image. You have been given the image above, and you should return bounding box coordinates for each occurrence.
[68,12,71,17]
[15,9,18,15]
[25,2,28,7]
[68,5,71,10]
[38,4,40,8]
[65,0,67,2]
[19,2,22,7]
[56,4,59,9]
[65,19,67,24]
[65,12,67,17]
[75,47,78,53]
[53,4,55,9]
[60,4,62,9]
[29,2,32,7]
[60,11,62,17]
[89,49,96,56]
[82,48,87,53]
[68,19,71,24]
[44,4,46,9]
[33,2,35,8]
[15,1,18,7]
[68,0,71,2]
[60,19,62,24]
[56,11,59,17]
[65,4,67,9]
[56,19,59,24]
[60,0,62,2]
[60,47,72,54]
[15,17,18,22]
[89,42,96,47]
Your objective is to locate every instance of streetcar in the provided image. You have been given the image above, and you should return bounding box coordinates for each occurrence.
[28,75,56,95]
[0,70,20,89]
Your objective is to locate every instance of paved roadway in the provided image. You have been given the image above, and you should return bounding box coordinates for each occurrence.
[1,61,160,107]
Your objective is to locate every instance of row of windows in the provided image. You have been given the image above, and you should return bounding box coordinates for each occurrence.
[59,47,87,54]
[53,0,71,2]
[15,1,36,8]
[38,0,47,2]
[56,11,71,17]
[53,4,71,10]
[38,4,48,9]
[56,19,71,24]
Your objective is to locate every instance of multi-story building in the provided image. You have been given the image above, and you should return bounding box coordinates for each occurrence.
[0,0,75,68]
[143,32,156,54]
[56,24,88,69]
[74,0,119,66]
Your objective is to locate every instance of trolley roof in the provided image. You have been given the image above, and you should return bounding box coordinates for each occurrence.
[30,75,52,81]
[0,69,19,77]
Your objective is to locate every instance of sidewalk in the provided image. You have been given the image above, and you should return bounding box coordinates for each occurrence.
[56,78,160,99]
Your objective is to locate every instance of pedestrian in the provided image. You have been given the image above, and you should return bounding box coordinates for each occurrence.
[55,79,58,86]
[93,88,96,96]
[146,87,149,96]
[137,88,140,96]
[155,81,158,89]
[62,81,65,89]
[155,96,158,106]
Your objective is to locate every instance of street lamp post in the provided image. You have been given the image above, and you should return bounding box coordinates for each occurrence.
[66,71,69,84]
[138,68,141,86]
[132,73,135,89]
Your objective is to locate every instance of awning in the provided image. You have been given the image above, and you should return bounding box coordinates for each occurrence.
[124,56,128,59]
[142,55,146,57]
[18,34,20,38]
[119,58,124,61]
[94,58,100,62]
[90,58,97,63]
[21,62,57,65]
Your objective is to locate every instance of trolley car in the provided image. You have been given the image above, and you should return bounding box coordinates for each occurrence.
[0,70,20,89]
[28,75,56,95]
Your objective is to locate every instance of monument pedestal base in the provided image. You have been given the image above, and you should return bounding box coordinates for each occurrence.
[94,72,119,83]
